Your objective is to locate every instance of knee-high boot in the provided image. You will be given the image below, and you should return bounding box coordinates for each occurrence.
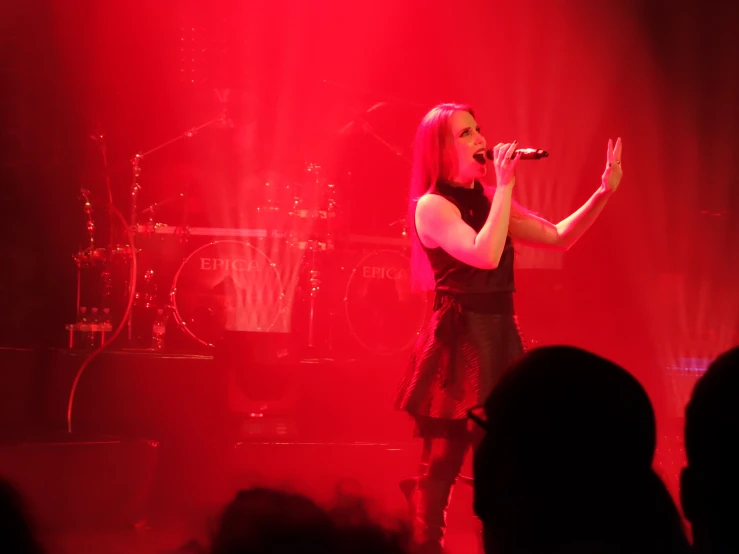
[411,476,455,554]
[399,462,428,506]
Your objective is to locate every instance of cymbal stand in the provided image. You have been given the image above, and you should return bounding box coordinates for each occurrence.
[321,79,427,109]
[80,188,95,254]
[89,131,116,258]
[126,114,226,342]
[141,193,185,224]
[128,113,228,227]
[355,118,411,165]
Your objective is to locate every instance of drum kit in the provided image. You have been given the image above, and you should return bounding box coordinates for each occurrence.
[68,113,429,359]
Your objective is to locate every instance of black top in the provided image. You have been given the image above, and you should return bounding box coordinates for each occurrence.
[420,180,515,311]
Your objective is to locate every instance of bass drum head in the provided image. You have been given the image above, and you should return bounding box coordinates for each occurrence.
[343,250,428,356]
[171,240,284,347]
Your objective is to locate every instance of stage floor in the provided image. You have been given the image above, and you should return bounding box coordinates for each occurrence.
[0,346,687,554]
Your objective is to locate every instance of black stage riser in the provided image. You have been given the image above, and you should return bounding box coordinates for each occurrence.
[0,439,159,531]
[1,347,412,443]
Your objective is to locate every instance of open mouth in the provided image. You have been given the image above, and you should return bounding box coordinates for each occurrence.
[472,150,486,165]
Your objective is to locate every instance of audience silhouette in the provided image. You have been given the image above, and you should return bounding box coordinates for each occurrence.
[472,345,690,554]
[682,346,739,554]
[0,477,45,554]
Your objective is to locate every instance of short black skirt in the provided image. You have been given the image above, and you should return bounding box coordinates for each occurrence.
[394,294,526,439]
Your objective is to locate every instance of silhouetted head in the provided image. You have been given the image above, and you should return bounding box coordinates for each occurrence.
[473,345,688,554]
[682,346,739,551]
[0,478,45,554]
[211,487,409,554]
[211,488,336,554]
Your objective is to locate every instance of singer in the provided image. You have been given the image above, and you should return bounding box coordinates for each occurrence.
[394,103,623,554]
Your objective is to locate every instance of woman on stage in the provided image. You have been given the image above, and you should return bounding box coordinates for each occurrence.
[395,103,623,553]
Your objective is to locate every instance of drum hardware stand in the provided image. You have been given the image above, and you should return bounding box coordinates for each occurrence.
[389,218,409,239]
[73,189,96,319]
[355,118,411,164]
[127,113,227,231]
[322,79,427,109]
[329,90,413,163]
[90,130,115,258]
[128,154,142,341]
[68,190,114,348]
[298,163,339,354]
[80,188,95,253]
[69,129,121,346]
[306,242,321,349]
[141,193,185,224]
[126,114,226,343]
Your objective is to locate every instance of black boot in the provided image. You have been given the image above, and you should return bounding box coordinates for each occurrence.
[410,476,455,554]
[399,477,417,503]
[399,461,428,509]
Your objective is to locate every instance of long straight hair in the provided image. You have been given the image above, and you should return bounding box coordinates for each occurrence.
[408,104,529,292]
[408,103,474,291]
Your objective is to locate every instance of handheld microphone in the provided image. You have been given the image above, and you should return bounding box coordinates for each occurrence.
[474,148,549,164]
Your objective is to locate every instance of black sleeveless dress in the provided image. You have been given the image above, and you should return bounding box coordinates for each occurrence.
[394,180,526,438]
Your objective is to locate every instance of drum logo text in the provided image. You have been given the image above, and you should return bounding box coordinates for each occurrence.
[200,258,262,271]
[361,265,406,280]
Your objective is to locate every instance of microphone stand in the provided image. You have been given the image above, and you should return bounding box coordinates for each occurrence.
[126,114,225,342]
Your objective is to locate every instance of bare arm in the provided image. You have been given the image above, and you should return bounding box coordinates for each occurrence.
[509,187,613,250]
[509,137,624,251]
[416,184,514,269]
[416,141,521,269]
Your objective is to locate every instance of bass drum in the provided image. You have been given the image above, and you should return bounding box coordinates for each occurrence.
[342,249,429,356]
[170,240,285,347]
